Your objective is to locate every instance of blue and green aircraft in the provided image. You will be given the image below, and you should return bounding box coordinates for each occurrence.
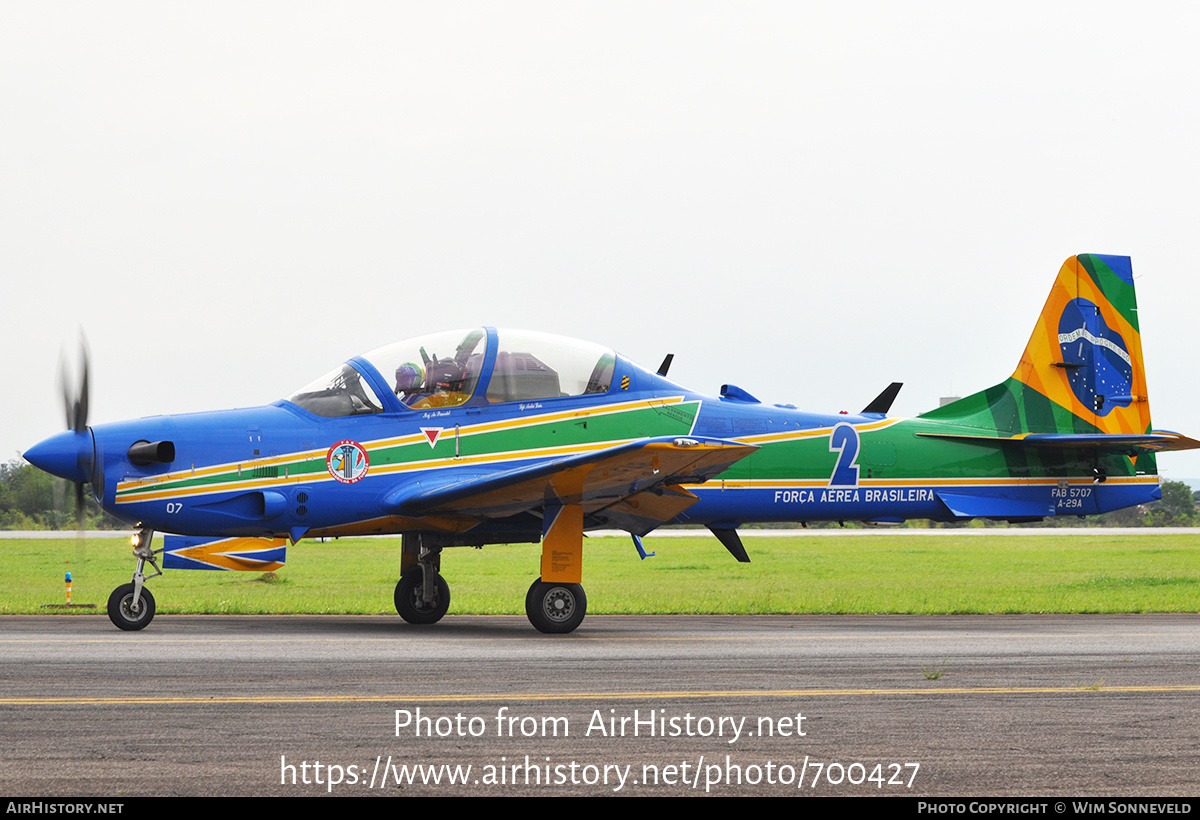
[25,254,1198,633]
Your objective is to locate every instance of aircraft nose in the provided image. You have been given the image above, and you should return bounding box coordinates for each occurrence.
[24,429,94,484]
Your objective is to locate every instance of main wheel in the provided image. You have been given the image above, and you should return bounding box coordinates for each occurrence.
[107,583,156,631]
[525,578,587,634]
[394,571,450,625]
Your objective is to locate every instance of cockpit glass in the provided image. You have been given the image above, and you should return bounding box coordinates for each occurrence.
[487,329,614,402]
[359,328,488,410]
[286,363,385,418]
[285,329,612,415]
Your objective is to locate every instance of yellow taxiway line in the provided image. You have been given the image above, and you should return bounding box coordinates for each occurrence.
[4,685,1200,706]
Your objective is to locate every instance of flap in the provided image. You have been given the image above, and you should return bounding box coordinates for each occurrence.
[382,436,756,522]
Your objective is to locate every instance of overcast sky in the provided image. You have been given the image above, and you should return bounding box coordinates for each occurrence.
[5,2,1200,479]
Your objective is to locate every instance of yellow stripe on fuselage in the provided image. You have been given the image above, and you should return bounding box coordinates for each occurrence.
[115,397,692,504]
[691,475,1159,491]
[728,416,904,447]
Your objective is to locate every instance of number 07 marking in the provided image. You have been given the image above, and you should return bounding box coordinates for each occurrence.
[829,423,860,487]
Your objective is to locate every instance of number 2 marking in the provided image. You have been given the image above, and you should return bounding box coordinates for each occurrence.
[829,423,860,487]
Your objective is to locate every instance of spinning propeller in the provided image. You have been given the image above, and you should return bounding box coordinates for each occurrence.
[25,337,101,529]
[59,340,91,526]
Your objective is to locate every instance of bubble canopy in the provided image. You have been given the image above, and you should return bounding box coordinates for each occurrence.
[285,328,616,418]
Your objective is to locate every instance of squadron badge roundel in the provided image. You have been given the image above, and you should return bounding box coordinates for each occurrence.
[326,440,370,484]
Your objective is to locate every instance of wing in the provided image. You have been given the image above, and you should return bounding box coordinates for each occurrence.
[381,435,757,535]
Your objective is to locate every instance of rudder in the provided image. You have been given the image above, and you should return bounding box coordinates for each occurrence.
[1012,254,1151,437]
[921,254,1154,439]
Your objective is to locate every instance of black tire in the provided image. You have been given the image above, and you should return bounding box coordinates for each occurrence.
[525,578,587,634]
[107,583,156,631]
[394,571,450,625]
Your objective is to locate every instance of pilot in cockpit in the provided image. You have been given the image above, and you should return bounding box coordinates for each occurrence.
[394,362,427,407]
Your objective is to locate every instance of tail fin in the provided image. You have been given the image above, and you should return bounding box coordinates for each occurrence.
[922,254,1153,438]
[1013,253,1151,436]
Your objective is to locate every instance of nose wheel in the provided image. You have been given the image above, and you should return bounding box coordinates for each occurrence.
[525,578,587,634]
[107,583,156,631]
[107,527,161,631]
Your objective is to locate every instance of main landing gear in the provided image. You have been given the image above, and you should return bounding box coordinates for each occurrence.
[108,527,161,631]
[525,578,587,634]
[394,571,451,625]
[393,534,589,633]
[394,543,451,625]
[393,569,589,633]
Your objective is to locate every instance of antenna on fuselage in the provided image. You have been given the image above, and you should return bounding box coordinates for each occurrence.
[862,382,903,415]
[657,354,674,377]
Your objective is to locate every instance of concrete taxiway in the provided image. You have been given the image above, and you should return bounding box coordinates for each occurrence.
[1,614,1197,796]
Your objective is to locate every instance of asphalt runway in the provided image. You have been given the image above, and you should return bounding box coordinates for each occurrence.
[2,613,1198,797]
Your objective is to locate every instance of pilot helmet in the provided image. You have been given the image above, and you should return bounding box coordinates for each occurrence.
[394,361,425,393]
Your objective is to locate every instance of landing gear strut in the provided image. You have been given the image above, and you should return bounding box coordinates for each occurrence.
[525,578,587,634]
[108,527,161,631]
[394,539,450,625]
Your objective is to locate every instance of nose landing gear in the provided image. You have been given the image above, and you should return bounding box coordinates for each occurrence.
[107,583,156,630]
[107,527,161,631]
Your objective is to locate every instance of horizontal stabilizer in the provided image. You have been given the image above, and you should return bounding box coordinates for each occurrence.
[915,430,1200,453]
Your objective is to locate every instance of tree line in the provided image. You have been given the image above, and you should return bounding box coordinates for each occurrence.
[0,459,118,530]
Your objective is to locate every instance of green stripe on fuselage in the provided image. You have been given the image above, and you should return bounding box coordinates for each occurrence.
[116,400,701,501]
[739,413,1134,484]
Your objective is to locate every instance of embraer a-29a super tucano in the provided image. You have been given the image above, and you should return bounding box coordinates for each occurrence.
[25,254,1199,634]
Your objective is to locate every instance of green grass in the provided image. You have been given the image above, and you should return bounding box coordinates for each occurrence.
[5,533,1200,616]
[922,660,947,680]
